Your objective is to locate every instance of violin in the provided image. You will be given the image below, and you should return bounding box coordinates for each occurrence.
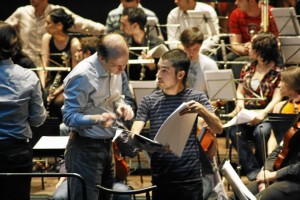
[113,141,129,181]
[274,100,300,170]
[274,126,298,170]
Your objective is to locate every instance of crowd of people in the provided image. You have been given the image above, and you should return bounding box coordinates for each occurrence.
[1,0,300,200]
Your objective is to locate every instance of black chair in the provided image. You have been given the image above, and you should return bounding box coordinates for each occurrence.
[0,172,87,200]
[96,184,157,200]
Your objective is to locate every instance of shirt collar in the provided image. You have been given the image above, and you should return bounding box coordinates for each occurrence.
[90,53,109,78]
[0,59,14,66]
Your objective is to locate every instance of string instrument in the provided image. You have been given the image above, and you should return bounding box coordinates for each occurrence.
[197,100,222,155]
[113,141,129,181]
[274,100,300,170]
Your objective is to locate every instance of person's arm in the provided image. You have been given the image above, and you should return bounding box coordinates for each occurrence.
[40,33,51,88]
[70,37,81,68]
[5,7,21,28]
[230,34,251,56]
[229,82,245,116]
[167,9,180,50]
[251,87,282,125]
[131,121,146,136]
[29,75,47,127]
[58,5,106,35]
[62,74,116,127]
[180,100,223,134]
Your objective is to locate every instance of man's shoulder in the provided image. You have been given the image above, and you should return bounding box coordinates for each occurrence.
[168,7,180,17]
[13,64,39,82]
[199,54,218,68]
[107,6,122,17]
[140,6,157,18]
[230,8,246,19]
[195,2,216,12]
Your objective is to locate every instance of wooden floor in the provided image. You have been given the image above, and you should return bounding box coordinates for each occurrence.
[30,136,249,199]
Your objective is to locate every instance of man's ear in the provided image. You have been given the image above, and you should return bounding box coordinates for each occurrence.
[177,70,185,80]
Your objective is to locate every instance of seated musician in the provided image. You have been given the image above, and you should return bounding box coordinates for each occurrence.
[40,8,80,120]
[231,66,300,200]
[228,33,284,181]
[120,7,165,80]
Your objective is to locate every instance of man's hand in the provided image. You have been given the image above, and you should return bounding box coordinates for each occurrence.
[92,113,116,128]
[256,170,277,184]
[116,104,134,121]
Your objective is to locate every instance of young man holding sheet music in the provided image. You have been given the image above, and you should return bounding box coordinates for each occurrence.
[131,49,223,200]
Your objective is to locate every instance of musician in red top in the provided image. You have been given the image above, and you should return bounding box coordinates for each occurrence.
[231,66,300,200]
[228,0,278,60]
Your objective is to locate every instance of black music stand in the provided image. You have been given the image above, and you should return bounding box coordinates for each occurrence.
[267,113,299,144]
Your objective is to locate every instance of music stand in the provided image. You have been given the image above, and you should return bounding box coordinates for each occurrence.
[279,36,300,64]
[267,113,299,144]
[204,69,236,101]
[146,17,161,38]
[186,10,218,36]
[271,7,300,36]
[129,81,157,107]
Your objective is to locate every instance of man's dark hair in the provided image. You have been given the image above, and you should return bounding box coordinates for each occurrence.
[180,27,204,47]
[161,49,190,84]
[122,7,147,30]
[0,21,18,60]
[49,8,74,33]
[80,36,100,54]
[251,33,280,64]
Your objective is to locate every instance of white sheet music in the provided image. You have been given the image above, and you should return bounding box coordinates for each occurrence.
[33,136,69,149]
[223,109,256,128]
[222,160,256,200]
[154,102,198,157]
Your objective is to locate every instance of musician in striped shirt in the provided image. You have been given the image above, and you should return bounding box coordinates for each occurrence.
[131,49,223,200]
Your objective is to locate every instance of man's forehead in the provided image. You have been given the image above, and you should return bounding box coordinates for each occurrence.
[158,59,172,68]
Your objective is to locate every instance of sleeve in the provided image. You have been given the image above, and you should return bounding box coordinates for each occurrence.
[60,6,106,35]
[135,96,150,122]
[62,74,94,127]
[167,10,179,50]
[277,163,300,181]
[229,9,241,34]
[265,145,282,171]
[105,13,114,33]
[198,92,214,112]
[5,7,21,27]
[28,74,47,127]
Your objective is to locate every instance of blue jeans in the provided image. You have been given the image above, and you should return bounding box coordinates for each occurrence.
[53,180,68,200]
[229,122,271,174]
[65,132,114,200]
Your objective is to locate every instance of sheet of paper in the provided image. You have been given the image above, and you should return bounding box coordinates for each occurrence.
[33,136,69,149]
[154,102,198,157]
[113,129,123,142]
[223,109,257,128]
[221,160,256,200]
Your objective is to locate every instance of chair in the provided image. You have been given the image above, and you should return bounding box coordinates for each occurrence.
[0,172,87,200]
[96,184,157,200]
